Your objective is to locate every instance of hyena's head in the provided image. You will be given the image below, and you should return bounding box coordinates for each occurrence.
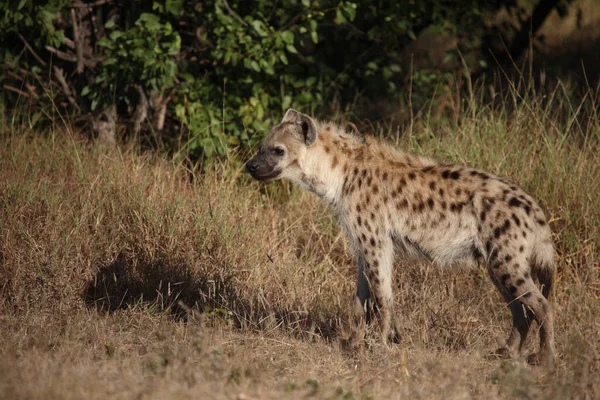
[246,108,317,182]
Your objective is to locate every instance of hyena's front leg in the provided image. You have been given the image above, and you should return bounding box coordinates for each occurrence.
[350,250,370,347]
[353,234,395,344]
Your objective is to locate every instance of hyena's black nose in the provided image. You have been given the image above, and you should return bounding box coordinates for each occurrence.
[246,160,259,173]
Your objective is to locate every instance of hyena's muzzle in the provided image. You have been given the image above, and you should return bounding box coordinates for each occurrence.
[245,150,283,182]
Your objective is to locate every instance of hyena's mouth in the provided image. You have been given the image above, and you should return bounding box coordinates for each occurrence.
[249,169,282,182]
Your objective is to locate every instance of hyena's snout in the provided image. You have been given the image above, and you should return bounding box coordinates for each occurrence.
[245,157,259,173]
[245,153,282,182]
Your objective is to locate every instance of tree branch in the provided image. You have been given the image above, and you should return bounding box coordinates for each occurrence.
[71,8,85,74]
[45,45,101,68]
[53,66,81,112]
[18,34,47,67]
[221,0,260,38]
[71,0,114,8]
[3,85,30,98]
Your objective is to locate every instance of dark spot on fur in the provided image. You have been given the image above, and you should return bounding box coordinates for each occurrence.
[357,216,362,226]
[382,172,388,181]
[504,255,512,262]
[373,184,379,194]
[397,199,408,209]
[500,273,511,285]
[511,213,521,226]
[472,245,483,260]
[455,188,462,196]
[450,171,460,180]
[442,170,450,179]
[523,292,532,298]
[429,181,436,190]
[480,211,486,222]
[509,285,518,294]
[441,201,447,210]
[537,218,546,226]
[422,166,434,173]
[439,188,445,197]
[519,245,524,252]
[508,197,522,208]
[516,278,525,286]
[524,205,531,215]
[524,271,531,279]
[370,238,376,247]
[357,204,361,212]
[331,155,339,169]
[490,248,499,260]
[370,212,375,221]
[427,198,434,209]
[450,203,462,212]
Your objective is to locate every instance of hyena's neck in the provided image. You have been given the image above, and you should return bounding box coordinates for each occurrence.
[294,128,361,206]
[296,146,346,206]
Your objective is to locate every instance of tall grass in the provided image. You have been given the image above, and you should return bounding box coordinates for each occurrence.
[1,84,599,398]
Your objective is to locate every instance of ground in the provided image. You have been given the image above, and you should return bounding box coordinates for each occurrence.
[1,97,599,399]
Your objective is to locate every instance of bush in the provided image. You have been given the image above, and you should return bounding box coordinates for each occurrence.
[0,0,571,161]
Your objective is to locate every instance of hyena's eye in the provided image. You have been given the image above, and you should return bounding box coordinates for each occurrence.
[273,147,285,156]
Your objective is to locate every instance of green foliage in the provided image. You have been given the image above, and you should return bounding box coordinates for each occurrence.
[84,12,181,112]
[1,0,546,161]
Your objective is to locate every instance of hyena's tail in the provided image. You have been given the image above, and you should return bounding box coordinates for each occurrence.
[531,238,555,299]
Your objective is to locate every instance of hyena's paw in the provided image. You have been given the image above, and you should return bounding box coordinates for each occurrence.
[486,346,515,361]
[526,351,556,369]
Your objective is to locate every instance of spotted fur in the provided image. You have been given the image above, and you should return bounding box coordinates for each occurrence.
[246,109,556,366]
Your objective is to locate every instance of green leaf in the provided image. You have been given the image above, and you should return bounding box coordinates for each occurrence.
[334,10,346,24]
[281,30,294,44]
[279,53,288,65]
[251,20,268,37]
[250,60,260,72]
[343,3,357,22]
[105,19,115,29]
[286,44,298,54]
[165,0,183,16]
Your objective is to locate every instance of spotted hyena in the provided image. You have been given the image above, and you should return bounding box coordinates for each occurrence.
[246,109,556,366]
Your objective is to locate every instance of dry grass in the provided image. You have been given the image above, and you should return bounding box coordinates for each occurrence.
[1,92,599,399]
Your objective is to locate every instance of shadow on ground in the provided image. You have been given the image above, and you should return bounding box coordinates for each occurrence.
[83,249,342,340]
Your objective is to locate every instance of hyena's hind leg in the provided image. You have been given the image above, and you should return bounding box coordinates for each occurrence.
[526,241,556,366]
[488,249,556,366]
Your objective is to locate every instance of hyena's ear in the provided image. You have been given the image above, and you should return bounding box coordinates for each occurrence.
[282,108,317,146]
